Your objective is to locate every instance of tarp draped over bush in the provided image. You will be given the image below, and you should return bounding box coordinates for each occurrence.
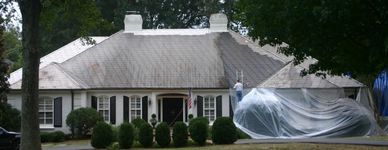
[233,88,384,139]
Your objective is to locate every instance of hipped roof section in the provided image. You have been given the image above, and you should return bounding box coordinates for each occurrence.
[9,29,363,90]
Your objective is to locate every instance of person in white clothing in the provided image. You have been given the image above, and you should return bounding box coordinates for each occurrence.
[233,79,243,102]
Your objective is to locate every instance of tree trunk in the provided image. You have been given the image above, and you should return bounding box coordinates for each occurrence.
[17,0,42,150]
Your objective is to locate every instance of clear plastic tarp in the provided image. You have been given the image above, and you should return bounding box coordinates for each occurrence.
[232,88,385,139]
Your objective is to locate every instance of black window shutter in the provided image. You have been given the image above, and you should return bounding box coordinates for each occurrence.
[91,96,97,110]
[123,96,129,122]
[185,100,188,122]
[229,96,234,118]
[142,96,148,122]
[54,97,62,127]
[158,99,161,121]
[110,96,116,124]
[216,95,222,118]
[197,96,203,117]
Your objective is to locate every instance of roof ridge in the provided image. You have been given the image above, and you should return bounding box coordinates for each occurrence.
[227,30,291,63]
[60,31,121,65]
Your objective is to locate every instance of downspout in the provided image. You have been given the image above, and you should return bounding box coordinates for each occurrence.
[71,90,74,110]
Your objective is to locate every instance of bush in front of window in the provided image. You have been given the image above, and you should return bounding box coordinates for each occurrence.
[188,117,209,146]
[155,122,170,147]
[118,122,135,149]
[172,122,188,147]
[0,103,21,131]
[131,117,147,141]
[40,131,65,143]
[91,122,114,148]
[211,117,237,144]
[66,108,103,137]
[138,123,153,148]
[132,117,147,128]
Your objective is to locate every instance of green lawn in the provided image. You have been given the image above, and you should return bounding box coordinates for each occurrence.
[42,137,388,150]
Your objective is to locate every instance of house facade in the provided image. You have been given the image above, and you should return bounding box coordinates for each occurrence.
[7,13,364,133]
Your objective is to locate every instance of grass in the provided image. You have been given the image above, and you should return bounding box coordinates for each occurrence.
[42,136,388,150]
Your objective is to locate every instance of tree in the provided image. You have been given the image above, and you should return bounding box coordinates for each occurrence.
[97,0,234,30]
[39,0,113,57]
[236,0,388,86]
[17,0,42,149]
[0,16,10,104]
[3,29,23,72]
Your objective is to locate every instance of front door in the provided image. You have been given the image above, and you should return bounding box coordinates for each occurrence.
[162,98,183,126]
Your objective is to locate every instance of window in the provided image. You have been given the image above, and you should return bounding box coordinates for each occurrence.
[39,97,53,125]
[204,96,216,122]
[130,95,142,121]
[98,95,110,122]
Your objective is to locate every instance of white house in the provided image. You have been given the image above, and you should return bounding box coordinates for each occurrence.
[7,13,365,133]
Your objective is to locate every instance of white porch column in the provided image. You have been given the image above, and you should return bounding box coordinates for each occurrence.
[150,92,157,117]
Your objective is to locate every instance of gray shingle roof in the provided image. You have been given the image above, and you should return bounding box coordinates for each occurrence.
[58,31,285,89]
[9,29,364,89]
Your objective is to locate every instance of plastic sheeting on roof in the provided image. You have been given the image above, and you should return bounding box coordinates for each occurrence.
[232,88,384,139]
[373,70,388,116]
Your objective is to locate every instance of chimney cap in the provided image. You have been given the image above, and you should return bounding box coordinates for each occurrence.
[124,14,143,33]
[209,13,228,32]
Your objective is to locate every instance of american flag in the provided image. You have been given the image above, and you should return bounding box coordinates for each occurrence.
[187,88,192,109]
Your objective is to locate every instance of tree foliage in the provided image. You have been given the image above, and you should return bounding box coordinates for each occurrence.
[97,0,235,29]
[39,0,113,56]
[236,0,388,84]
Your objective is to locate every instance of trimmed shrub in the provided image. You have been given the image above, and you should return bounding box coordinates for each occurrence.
[155,122,170,147]
[132,117,147,128]
[211,117,237,144]
[40,132,51,143]
[91,122,114,148]
[138,123,153,147]
[189,117,209,146]
[118,123,135,149]
[189,117,209,126]
[40,131,65,143]
[172,122,188,147]
[0,103,21,131]
[66,108,103,137]
[52,131,65,142]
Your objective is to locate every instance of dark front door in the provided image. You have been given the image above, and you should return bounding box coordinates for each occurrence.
[163,98,183,126]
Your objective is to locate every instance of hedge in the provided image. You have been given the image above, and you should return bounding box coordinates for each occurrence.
[211,117,237,144]
[155,122,170,147]
[172,122,188,147]
[138,123,154,147]
[91,122,114,148]
[118,123,135,149]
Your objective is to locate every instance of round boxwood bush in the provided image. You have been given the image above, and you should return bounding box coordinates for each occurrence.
[211,117,237,144]
[172,122,188,147]
[138,123,153,147]
[132,117,147,128]
[189,117,209,146]
[118,123,135,149]
[52,131,65,142]
[155,122,170,147]
[91,122,114,148]
[66,108,103,137]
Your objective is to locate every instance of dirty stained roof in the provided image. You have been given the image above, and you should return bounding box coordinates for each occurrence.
[9,29,364,89]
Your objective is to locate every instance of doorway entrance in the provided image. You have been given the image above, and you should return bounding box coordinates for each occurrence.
[162,98,183,126]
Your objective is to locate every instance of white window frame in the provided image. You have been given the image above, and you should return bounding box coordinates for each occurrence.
[39,97,54,126]
[130,95,142,121]
[98,95,110,122]
[203,95,216,122]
